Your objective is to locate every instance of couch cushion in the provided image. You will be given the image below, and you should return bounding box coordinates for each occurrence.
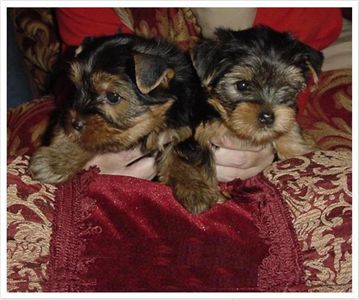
[7,150,351,292]
[7,96,56,157]
[7,155,57,292]
[264,150,352,292]
[297,69,352,151]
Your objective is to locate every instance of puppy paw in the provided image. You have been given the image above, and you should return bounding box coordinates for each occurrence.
[29,148,72,184]
[29,143,93,184]
[175,187,226,214]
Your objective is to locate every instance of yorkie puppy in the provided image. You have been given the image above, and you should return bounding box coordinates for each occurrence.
[192,26,322,160]
[29,34,224,214]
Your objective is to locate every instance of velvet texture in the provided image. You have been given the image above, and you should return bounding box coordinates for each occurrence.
[45,168,303,292]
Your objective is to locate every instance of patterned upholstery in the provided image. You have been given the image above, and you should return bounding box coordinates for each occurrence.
[7,8,352,292]
[7,155,56,292]
[264,151,352,292]
[10,8,200,99]
[298,69,352,151]
[10,8,60,98]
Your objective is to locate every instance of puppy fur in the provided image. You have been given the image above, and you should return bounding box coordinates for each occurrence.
[29,34,223,214]
[191,26,322,159]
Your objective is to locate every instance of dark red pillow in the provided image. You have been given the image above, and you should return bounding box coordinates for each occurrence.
[56,8,133,50]
[253,8,342,50]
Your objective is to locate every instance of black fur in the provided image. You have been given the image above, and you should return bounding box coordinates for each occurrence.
[74,33,219,131]
[66,34,221,214]
[192,26,323,108]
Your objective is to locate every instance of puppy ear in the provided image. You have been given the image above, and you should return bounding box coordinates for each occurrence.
[134,53,175,94]
[214,27,237,42]
[191,39,220,87]
[75,36,95,57]
[301,44,324,83]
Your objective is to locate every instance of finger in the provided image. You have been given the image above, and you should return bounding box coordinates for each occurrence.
[84,146,150,170]
[211,135,265,151]
[120,146,152,165]
[214,145,274,169]
[216,164,269,182]
[214,147,248,168]
[118,156,157,180]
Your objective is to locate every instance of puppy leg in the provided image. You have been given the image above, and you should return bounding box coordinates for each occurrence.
[157,139,226,214]
[29,128,94,184]
[274,123,317,160]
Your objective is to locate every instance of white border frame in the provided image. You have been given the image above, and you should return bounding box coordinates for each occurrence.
[1,1,358,299]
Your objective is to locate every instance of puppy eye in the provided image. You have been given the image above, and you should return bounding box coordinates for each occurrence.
[106,92,121,104]
[236,80,249,92]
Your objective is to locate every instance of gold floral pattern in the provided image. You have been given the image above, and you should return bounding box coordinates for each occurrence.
[298,69,352,151]
[11,8,60,98]
[264,151,352,291]
[7,156,57,292]
[7,96,55,157]
[8,8,352,292]
[113,8,200,51]
[113,8,135,32]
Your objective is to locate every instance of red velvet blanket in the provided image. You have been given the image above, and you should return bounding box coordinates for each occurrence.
[45,168,303,292]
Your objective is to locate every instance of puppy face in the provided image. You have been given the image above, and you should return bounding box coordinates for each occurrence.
[192,26,323,144]
[65,34,178,152]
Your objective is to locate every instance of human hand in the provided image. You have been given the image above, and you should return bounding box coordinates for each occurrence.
[84,146,157,180]
[211,135,275,182]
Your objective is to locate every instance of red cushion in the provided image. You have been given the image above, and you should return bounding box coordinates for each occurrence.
[56,8,133,50]
[7,96,56,156]
[253,8,342,50]
[297,69,352,151]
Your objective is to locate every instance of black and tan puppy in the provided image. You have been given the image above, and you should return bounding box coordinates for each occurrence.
[29,34,224,214]
[192,26,322,159]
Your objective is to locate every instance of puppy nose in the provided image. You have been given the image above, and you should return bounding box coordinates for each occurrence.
[72,119,85,131]
[258,111,275,125]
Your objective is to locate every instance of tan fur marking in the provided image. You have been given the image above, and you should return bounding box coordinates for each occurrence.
[101,99,131,123]
[77,100,175,152]
[134,53,175,94]
[227,103,296,144]
[306,61,319,85]
[282,66,306,85]
[146,126,192,151]
[226,65,254,81]
[200,98,313,159]
[195,120,223,147]
[69,62,83,87]
[91,72,137,99]
[158,68,175,90]
[274,123,316,159]
[208,97,229,120]
[202,70,216,87]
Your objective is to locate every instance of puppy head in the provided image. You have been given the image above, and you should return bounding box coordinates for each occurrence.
[192,26,323,144]
[66,34,177,151]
